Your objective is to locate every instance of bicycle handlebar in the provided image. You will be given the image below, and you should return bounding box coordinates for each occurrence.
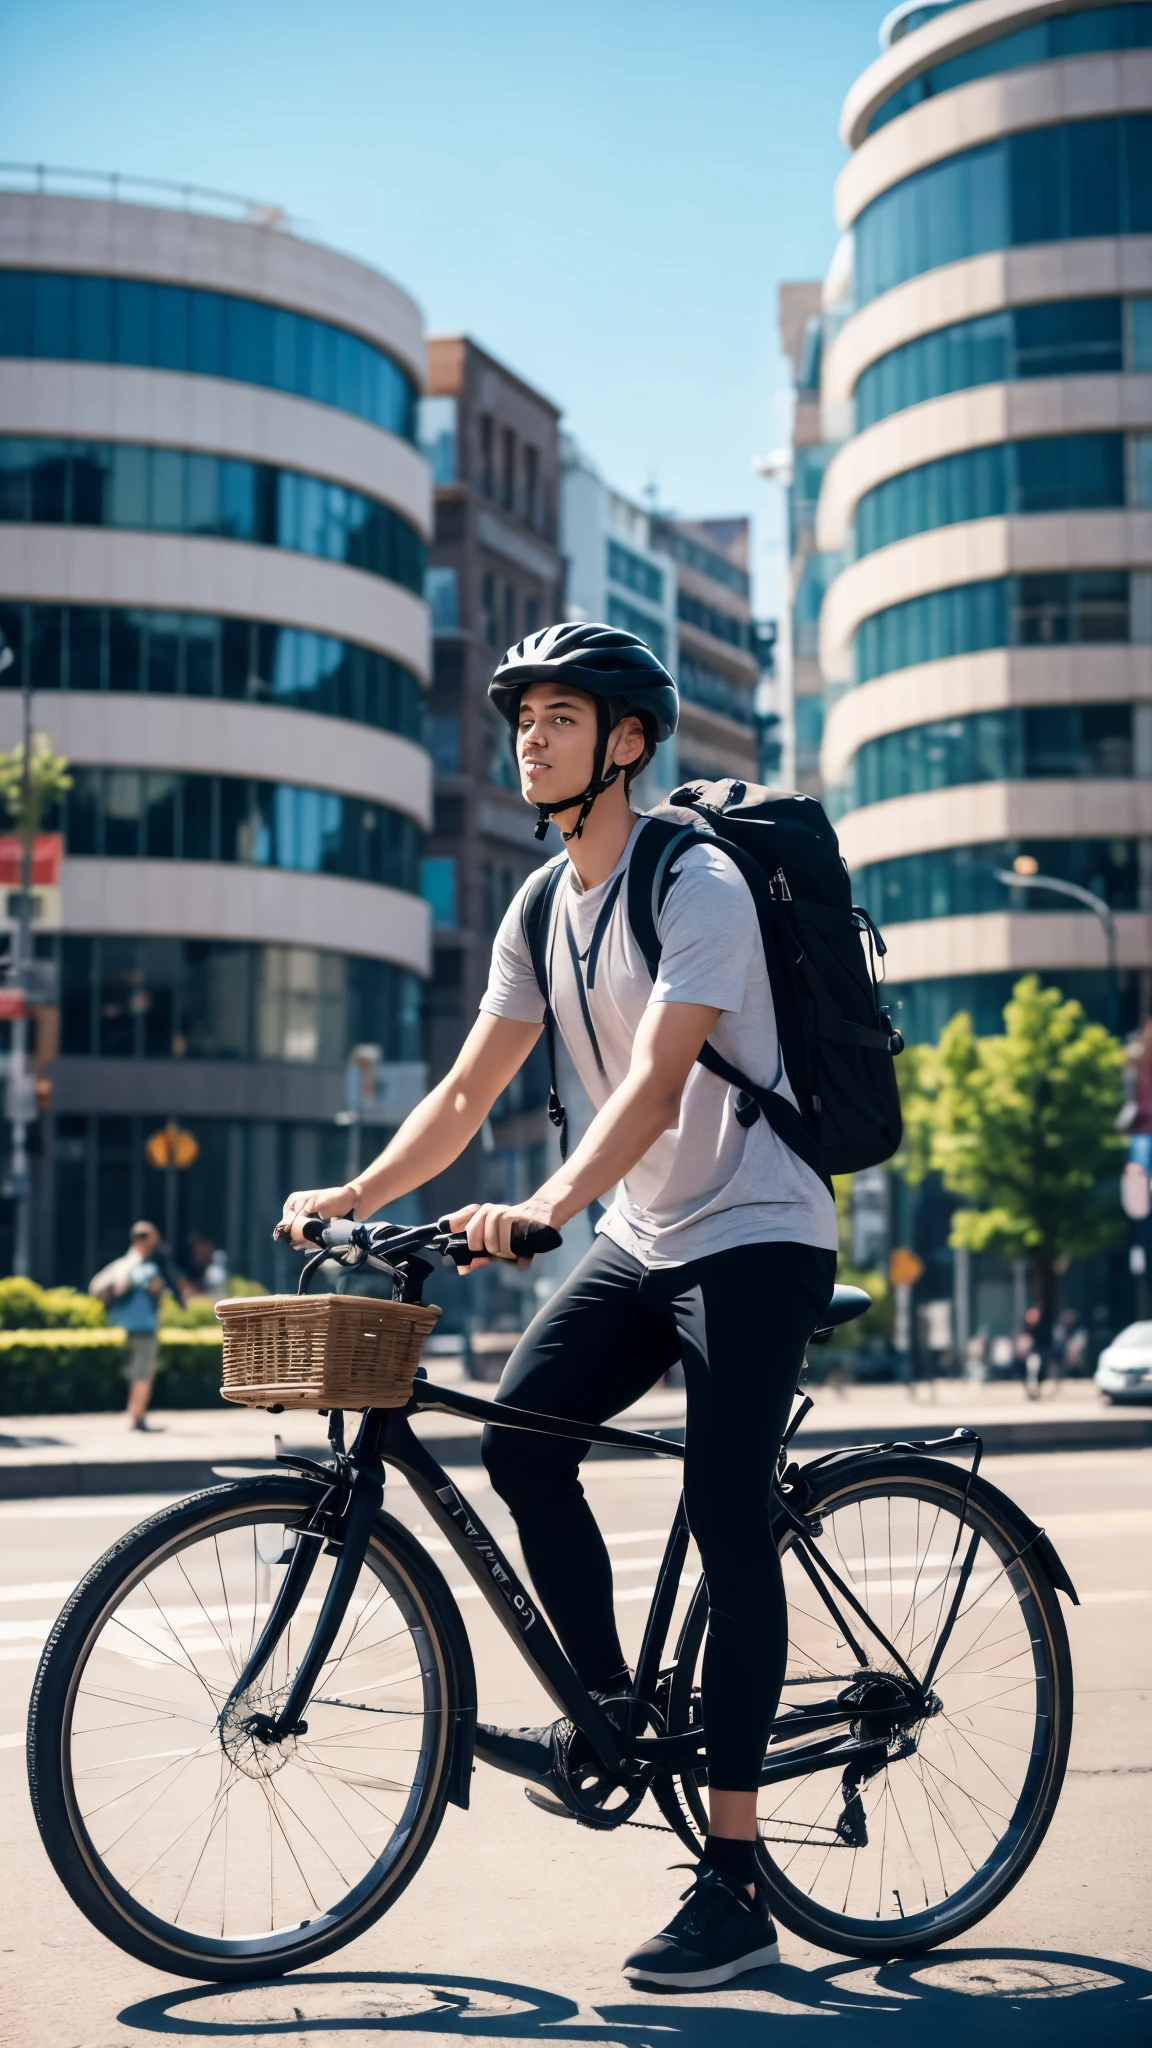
[285,1214,563,1268]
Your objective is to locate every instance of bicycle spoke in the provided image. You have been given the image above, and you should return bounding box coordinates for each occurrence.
[60,1503,444,1948]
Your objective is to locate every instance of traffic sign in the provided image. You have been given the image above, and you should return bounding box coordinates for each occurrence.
[146,1122,199,1171]
[889,1247,925,1288]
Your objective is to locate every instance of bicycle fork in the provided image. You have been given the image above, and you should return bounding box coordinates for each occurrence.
[220,1458,384,1745]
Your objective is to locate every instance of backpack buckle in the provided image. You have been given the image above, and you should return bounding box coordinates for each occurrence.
[768,866,792,903]
[878,1006,905,1055]
[734,1091,760,1129]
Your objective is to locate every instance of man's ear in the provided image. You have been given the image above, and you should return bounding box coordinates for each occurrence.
[609,713,646,769]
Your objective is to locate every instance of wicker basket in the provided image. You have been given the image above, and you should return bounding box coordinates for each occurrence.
[217,1293,442,1410]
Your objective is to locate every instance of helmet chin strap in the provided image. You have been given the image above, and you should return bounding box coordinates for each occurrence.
[530,701,623,843]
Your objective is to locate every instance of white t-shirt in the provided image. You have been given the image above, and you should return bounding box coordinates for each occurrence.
[479,815,838,1268]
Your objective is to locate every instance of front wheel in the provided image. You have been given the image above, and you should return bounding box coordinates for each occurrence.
[665,1453,1073,1959]
[28,1479,463,1981]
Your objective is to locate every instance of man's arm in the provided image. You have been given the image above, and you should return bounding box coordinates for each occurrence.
[452,1000,721,1260]
[278,1013,541,1234]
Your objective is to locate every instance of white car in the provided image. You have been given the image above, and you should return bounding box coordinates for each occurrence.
[1094,1322,1152,1402]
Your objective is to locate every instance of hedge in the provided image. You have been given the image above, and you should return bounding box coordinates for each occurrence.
[0,1277,109,1330]
[0,1325,227,1414]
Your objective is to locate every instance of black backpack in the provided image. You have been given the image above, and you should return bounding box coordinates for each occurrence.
[520,777,904,1190]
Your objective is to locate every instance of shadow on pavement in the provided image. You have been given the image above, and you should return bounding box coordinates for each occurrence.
[117,1948,1152,2043]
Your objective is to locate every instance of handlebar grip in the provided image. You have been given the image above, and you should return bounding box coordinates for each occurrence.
[298,1216,356,1248]
[509,1223,563,1257]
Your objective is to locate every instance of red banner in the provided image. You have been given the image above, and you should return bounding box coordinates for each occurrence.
[0,835,64,887]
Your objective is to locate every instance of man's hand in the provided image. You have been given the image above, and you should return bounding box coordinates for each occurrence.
[277,1182,359,1242]
[446,1196,560,1270]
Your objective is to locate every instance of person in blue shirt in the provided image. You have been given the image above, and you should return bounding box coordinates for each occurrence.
[91,1221,180,1431]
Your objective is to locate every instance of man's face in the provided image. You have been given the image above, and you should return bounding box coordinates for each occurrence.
[515,684,643,806]
[132,1227,159,1259]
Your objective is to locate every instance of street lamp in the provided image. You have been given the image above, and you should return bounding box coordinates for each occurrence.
[993,857,1119,1034]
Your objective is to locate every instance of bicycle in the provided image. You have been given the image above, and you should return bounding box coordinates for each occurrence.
[27,1215,1077,1983]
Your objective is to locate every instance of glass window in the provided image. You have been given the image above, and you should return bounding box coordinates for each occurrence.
[0,272,32,356]
[143,612,182,694]
[149,447,185,531]
[855,116,1152,304]
[1133,435,1152,509]
[0,434,428,594]
[0,269,419,435]
[72,274,113,362]
[867,5,1152,135]
[854,835,1147,926]
[607,595,667,664]
[855,299,1126,429]
[152,283,189,372]
[31,272,72,359]
[115,280,152,366]
[418,395,458,485]
[855,434,1126,555]
[607,538,663,605]
[424,566,459,633]
[30,440,69,523]
[108,610,143,691]
[68,606,105,691]
[846,703,1134,807]
[1132,298,1152,371]
[108,443,149,527]
[27,605,63,690]
[855,571,1131,681]
[420,855,457,929]
[183,614,219,697]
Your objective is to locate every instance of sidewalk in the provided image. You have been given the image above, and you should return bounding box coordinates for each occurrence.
[0,1373,1147,1498]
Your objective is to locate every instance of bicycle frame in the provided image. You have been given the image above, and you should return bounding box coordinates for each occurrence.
[225,1374,996,1798]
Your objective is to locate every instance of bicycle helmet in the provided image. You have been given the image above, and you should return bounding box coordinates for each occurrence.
[489,622,679,841]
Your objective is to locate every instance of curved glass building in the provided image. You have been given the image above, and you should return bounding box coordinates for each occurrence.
[818,0,1152,1043]
[0,185,432,1285]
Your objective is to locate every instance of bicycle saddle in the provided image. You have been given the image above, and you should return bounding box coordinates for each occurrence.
[810,1284,871,1343]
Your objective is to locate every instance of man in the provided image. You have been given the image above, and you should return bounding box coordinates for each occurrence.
[279,622,836,1988]
[89,1220,179,1430]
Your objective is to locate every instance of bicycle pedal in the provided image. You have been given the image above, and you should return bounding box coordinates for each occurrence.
[524,1786,575,1821]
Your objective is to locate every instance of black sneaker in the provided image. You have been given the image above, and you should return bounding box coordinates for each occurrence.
[474,1690,633,1787]
[622,1865,780,1990]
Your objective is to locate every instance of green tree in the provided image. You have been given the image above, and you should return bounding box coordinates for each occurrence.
[0,732,72,842]
[928,975,1125,1318]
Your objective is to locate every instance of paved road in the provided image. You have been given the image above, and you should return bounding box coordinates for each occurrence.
[1,1448,1149,2046]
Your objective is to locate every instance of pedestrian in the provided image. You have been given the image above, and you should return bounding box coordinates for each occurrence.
[88,1221,179,1430]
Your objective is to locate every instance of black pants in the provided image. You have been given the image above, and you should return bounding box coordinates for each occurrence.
[480,1235,835,1790]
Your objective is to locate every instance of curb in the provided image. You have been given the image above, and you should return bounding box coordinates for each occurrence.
[1,1407,1149,1498]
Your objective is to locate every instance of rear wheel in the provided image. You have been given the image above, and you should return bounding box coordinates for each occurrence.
[28,1479,462,1981]
[666,1454,1073,1958]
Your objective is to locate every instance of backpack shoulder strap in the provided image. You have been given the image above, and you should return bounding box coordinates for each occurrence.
[520,855,567,1005]
[625,818,706,980]
[519,854,570,1155]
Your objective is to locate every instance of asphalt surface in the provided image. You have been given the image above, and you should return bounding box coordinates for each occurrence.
[0,1447,1149,2046]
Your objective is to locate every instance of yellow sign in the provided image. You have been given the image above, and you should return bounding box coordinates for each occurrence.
[889,1247,925,1288]
[146,1122,199,1171]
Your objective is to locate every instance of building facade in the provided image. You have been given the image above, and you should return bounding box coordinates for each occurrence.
[0,185,433,1288]
[818,0,1152,1045]
[419,337,563,1320]
[651,514,764,785]
[776,280,835,796]
[559,436,680,797]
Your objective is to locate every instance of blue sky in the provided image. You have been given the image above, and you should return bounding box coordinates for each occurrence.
[1,0,886,613]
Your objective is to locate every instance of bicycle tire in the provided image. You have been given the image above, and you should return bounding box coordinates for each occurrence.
[28,1477,466,1981]
[666,1452,1074,1959]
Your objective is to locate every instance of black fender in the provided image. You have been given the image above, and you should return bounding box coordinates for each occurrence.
[781,1450,1079,1605]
